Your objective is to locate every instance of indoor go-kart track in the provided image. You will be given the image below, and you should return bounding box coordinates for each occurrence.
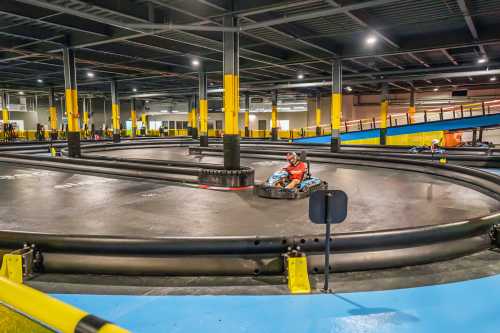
[1,139,500,333]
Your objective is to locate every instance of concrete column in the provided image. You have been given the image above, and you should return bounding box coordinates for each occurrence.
[48,88,58,140]
[130,98,137,138]
[222,14,240,169]
[271,90,278,140]
[331,59,342,152]
[380,83,389,145]
[62,47,80,157]
[199,69,208,147]
[111,80,120,142]
[244,92,250,137]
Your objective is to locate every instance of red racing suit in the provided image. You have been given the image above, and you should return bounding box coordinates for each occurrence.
[284,161,307,181]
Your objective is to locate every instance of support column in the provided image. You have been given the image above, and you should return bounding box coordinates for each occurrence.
[48,88,58,140]
[244,92,250,137]
[82,97,89,137]
[111,80,120,143]
[380,83,389,145]
[331,59,342,152]
[191,96,198,139]
[187,96,192,136]
[222,14,240,169]
[63,47,80,157]
[408,86,416,124]
[315,92,321,136]
[199,69,208,147]
[141,112,148,136]
[130,98,137,138]
[271,90,278,140]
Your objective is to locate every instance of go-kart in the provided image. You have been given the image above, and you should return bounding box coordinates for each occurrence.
[409,146,446,155]
[255,169,328,200]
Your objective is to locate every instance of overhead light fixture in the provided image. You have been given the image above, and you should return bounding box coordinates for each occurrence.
[345,86,352,92]
[433,88,439,91]
[132,88,138,92]
[18,91,24,95]
[87,72,95,78]
[297,73,304,79]
[145,100,150,103]
[490,77,497,82]
[191,59,200,67]
[366,36,377,45]
[477,57,488,64]
[37,79,43,83]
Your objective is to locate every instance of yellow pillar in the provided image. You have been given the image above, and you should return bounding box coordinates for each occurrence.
[2,91,10,125]
[408,87,416,124]
[315,93,321,136]
[380,83,389,145]
[130,98,137,138]
[271,90,278,140]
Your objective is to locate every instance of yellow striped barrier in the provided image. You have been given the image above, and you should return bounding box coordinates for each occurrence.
[0,276,129,333]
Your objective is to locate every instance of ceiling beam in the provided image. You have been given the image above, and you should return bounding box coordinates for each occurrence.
[456,0,488,57]
[441,49,458,65]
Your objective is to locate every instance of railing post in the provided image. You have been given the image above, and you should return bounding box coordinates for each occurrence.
[482,102,486,116]
[424,111,428,122]
[389,115,392,127]
[460,105,464,118]
[359,119,363,131]
[372,117,376,128]
[344,121,348,132]
[440,108,444,120]
[406,112,410,125]
[469,107,472,117]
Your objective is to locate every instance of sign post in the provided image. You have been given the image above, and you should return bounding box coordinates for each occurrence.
[309,190,348,292]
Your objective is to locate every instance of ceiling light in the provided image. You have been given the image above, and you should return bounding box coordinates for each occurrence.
[433,88,439,91]
[490,77,497,82]
[18,91,24,95]
[345,86,352,92]
[297,73,304,79]
[132,88,138,92]
[191,59,200,67]
[37,79,43,83]
[145,100,150,103]
[366,36,377,45]
[87,72,95,78]
[477,57,488,64]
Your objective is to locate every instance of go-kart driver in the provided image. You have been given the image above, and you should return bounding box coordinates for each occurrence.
[276,152,308,189]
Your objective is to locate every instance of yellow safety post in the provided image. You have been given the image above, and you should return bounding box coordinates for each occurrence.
[0,276,129,333]
[287,255,311,294]
[244,92,250,137]
[0,254,23,284]
[111,80,120,142]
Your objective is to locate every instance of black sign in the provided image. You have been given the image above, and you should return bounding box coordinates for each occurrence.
[309,190,348,224]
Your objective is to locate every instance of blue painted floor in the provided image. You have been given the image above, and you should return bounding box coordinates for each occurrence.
[54,274,500,333]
